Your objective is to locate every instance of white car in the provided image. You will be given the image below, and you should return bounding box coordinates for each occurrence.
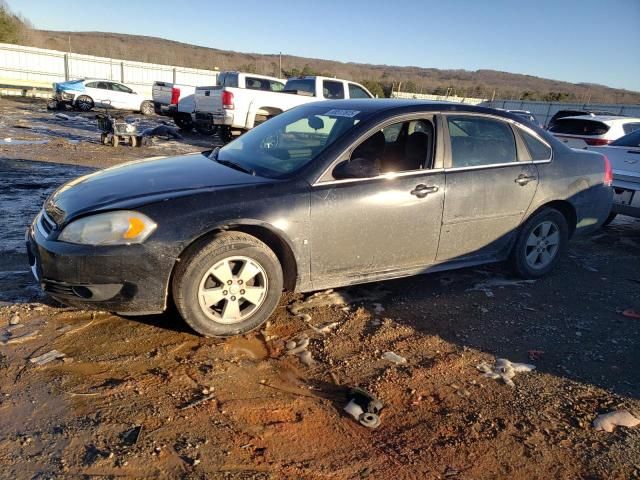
[587,128,640,222]
[549,114,640,148]
[52,79,154,114]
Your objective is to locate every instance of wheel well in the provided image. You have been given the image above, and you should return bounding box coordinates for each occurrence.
[255,107,283,119]
[530,200,577,237]
[171,225,298,294]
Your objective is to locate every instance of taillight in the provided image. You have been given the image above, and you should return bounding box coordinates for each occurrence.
[585,138,611,146]
[170,87,180,105]
[603,155,613,186]
[222,91,234,110]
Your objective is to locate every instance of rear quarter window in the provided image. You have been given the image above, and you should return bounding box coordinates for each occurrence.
[519,130,552,160]
[549,119,610,136]
[284,79,315,95]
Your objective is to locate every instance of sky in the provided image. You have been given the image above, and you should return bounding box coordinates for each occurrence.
[9,0,640,92]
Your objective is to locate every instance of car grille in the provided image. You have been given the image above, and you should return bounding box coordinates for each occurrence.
[43,280,75,297]
[37,210,56,237]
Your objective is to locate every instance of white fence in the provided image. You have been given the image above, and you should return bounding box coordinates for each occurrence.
[0,43,219,96]
[391,91,486,105]
[482,100,640,127]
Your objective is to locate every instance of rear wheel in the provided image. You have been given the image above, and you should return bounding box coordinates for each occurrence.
[172,232,283,337]
[510,208,568,278]
[195,123,215,135]
[75,95,94,112]
[129,136,137,147]
[174,113,194,132]
[140,101,154,115]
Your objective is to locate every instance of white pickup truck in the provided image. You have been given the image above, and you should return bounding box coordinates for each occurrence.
[152,77,218,132]
[194,72,373,138]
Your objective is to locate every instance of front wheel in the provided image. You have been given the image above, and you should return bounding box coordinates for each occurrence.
[602,212,617,227]
[75,95,94,112]
[510,208,568,278]
[172,232,283,337]
[140,101,154,115]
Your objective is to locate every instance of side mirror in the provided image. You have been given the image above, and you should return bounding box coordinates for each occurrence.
[308,115,324,130]
[333,158,380,180]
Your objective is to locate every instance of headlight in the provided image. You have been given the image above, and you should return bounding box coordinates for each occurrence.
[58,211,157,245]
[61,91,74,100]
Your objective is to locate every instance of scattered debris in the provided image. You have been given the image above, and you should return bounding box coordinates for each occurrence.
[593,410,640,432]
[343,387,383,428]
[527,350,545,361]
[286,335,314,366]
[30,350,66,365]
[9,314,20,325]
[477,358,535,387]
[467,277,536,297]
[382,351,407,364]
[54,113,70,120]
[179,393,216,411]
[372,303,385,314]
[141,125,183,140]
[622,308,640,319]
[121,425,143,446]
[1,329,40,345]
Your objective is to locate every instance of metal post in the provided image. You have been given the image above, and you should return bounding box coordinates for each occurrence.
[120,62,124,83]
[279,52,282,78]
[172,67,177,84]
[63,54,69,81]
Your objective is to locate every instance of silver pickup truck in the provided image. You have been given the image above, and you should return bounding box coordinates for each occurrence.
[587,128,640,222]
[194,72,373,140]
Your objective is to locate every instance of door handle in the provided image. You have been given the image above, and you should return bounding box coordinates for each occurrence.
[410,184,439,198]
[514,174,537,186]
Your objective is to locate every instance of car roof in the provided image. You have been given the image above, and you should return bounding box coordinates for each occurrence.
[556,115,640,123]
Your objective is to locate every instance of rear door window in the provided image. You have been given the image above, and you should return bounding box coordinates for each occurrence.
[323,80,345,99]
[348,83,371,98]
[270,80,285,92]
[447,116,517,167]
[549,119,610,136]
[284,79,315,94]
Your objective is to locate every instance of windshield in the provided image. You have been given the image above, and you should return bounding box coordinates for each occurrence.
[217,105,371,178]
[610,129,640,147]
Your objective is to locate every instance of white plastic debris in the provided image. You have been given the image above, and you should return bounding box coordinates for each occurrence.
[286,335,314,365]
[382,351,407,364]
[9,314,20,325]
[593,410,640,432]
[467,278,536,298]
[30,350,65,365]
[477,358,535,387]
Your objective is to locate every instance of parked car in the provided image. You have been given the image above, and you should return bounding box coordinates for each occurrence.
[194,72,373,139]
[52,79,154,114]
[586,128,640,223]
[26,100,612,337]
[152,79,217,131]
[548,115,640,148]
[546,109,620,130]
[505,109,540,125]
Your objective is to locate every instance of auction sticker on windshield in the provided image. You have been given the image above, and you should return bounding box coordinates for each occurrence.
[324,109,360,118]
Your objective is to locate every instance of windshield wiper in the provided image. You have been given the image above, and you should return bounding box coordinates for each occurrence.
[209,148,256,175]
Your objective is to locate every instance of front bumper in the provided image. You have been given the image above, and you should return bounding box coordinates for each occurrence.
[25,215,174,314]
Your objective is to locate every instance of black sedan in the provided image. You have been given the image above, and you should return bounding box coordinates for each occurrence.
[27,100,613,336]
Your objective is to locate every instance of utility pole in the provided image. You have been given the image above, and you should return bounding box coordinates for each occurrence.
[279,52,282,78]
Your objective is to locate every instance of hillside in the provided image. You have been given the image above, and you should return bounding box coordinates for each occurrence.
[17,29,640,104]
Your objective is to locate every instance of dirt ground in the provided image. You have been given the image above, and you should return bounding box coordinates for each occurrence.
[1,96,639,480]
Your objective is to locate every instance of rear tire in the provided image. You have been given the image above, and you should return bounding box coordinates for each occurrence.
[510,208,568,278]
[129,136,137,147]
[602,212,617,227]
[172,232,283,337]
[195,123,215,135]
[174,113,194,132]
[140,101,154,115]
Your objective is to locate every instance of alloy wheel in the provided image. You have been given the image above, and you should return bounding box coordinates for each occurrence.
[525,220,560,270]
[197,256,268,324]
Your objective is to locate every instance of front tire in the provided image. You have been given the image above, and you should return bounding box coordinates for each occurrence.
[602,212,617,227]
[140,101,154,115]
[510,208,568,278]
[75,95,94,112]
[172,232,283,337]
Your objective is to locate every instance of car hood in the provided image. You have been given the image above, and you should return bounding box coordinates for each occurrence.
[45,152,273,225]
